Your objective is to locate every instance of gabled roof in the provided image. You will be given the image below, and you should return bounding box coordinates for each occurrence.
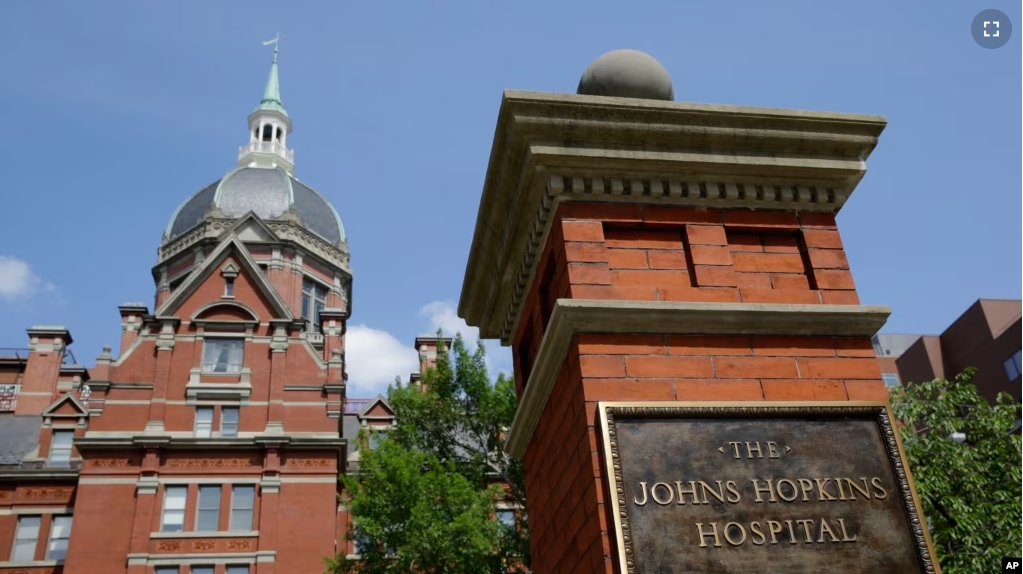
[155,231,293,320]
[41,393,88,418]
[358,395,395,419]
[224,211,281,244]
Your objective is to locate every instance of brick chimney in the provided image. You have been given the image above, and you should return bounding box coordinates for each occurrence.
[16,326,73,415]
[118,303,149,356]
[414,336,452,373]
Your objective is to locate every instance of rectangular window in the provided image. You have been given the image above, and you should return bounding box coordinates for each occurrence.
[354,527,373,555]
[202,338,245,374]
[230,485,255,531]
[12,515,40,561]
[221,407,239,438]
[368,429,387,450]
[226,566,250,574]
[46,515,72,560]
[496,509,516,527]
[881,373,900,387]
[161,486,187,532]
[192,566,215,574]
[195,407,214,438]
[1003,349,1022,380]
[301,279,328,333]
[195,486,221,532]
[224,278,235,297]
[49,430,74,467]
[154,568,179,574]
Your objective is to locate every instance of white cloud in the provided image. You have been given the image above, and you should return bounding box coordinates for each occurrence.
[344,301,515,398]
[419,301,514,378]
[0,256,55,301]
[344,325,420,398]
[419,300,480,346]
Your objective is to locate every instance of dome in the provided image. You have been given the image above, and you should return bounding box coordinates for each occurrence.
[165,166,346,246]
[576,49,674,101]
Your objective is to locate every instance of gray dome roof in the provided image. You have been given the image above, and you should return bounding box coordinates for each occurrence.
[165,166,346,245]
[577,49,674,101]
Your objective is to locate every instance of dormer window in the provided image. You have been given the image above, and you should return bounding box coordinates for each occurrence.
[202,339,244,374]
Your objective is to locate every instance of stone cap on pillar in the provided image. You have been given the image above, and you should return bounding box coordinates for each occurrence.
[457,89,887,344]
[26,326,73,346]
[118,303,150,317]
[319,308,347,330]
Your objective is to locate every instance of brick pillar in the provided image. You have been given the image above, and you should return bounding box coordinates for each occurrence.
[320,309,347,363]
[458,88,902,573]
[265,320,292,434]
[127,448,161,574]
[118,303,149,356]
[15,326,72,415]
[257,445,283,574]
[415,336,452,372]
[146,318,179,433]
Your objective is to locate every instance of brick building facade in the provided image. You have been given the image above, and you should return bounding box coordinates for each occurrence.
[0,48,422,574]
[873,299,1022,403]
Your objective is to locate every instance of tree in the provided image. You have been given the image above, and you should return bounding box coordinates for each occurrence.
[888,368,1022,574]
[326,333,529,574]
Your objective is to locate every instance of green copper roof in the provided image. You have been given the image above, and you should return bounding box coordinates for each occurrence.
[256,57,288,117]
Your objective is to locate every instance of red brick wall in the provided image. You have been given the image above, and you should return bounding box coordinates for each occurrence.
[276,482,341,573]
[64,483,138,572]
[522,349,614,574]
[512,202,883,573]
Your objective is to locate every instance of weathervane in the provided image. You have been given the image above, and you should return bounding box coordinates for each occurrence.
[263,32,282,63]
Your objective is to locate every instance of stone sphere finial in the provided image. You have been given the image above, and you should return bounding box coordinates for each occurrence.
[576,49,674,101]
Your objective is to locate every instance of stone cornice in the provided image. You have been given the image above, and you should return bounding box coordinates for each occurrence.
[0,469,80,481]
[503,299,890,458]
[74,435,346,452]
[458,90,887,344]
[159,217,351,274]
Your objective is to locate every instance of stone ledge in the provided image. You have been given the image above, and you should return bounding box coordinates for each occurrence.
[503,299,890,458]
[150,530,259,539]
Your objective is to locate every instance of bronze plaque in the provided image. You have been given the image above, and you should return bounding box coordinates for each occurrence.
[599,402,940,574]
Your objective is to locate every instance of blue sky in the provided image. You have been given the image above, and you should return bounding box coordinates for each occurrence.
[0,1,1019,397]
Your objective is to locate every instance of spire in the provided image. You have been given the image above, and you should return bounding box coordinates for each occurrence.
[239,33,295,174]
[256,33,287,117]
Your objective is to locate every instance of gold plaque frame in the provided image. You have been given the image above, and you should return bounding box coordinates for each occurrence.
[598,401,941,574]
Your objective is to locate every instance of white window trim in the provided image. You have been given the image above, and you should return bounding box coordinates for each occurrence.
[161,486,188,532]
[11,515,41,562]
[195,485,221,532]
[200,338,245,375]
[229,485,256,531]
[195,407,214,438]
[220,407,240,438]
[46,515,72,561]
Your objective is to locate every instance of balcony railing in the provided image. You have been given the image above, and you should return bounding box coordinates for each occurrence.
[238,141,294,163]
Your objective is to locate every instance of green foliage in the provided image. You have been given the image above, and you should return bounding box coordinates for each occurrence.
[327,333,529,574]
[888,368,1022,574]
[327,439,505,574]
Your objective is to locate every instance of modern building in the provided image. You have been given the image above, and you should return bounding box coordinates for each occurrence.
[873,299,1022,403]
[0,47,433,574]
